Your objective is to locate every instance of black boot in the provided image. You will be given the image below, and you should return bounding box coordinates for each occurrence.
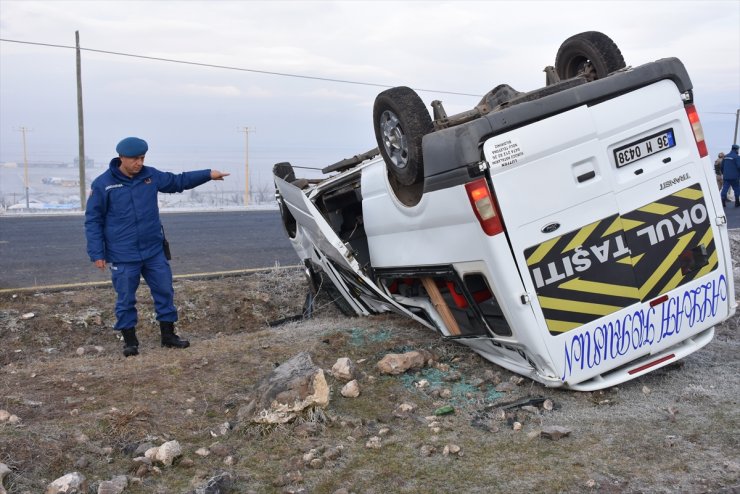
[121,328,139,357]
[734,198,739,208]
[160,321,190,349]
[722,197,727,208]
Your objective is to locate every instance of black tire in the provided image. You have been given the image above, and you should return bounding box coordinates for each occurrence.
[555,31,625,81]
[373,86,433,186]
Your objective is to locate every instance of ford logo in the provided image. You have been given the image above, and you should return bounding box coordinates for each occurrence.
[541,222,560,234]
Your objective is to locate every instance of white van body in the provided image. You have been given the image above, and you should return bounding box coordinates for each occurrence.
[273,58,735,391]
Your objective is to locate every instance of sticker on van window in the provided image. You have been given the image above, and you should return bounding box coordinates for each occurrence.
[524,183,716,335]
[488,139,525,169]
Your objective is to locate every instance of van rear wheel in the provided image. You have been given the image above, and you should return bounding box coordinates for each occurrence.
[373,86,433,187]
[555,31,625,81]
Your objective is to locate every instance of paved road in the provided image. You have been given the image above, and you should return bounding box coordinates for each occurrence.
[720,200,740,230]
[0,210,300,289]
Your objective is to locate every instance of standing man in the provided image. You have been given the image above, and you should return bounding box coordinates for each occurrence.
[714,152,725,190]
[720,144,740,208]
[85,137,230,357]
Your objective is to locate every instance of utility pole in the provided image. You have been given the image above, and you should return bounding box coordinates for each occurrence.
[734,108,739,146]
[76,31,86,211]
[16,126,31,209]
[238,127,255,206]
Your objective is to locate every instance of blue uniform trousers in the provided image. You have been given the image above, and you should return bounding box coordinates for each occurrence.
[110,251,177,330]
[721,179,740,202]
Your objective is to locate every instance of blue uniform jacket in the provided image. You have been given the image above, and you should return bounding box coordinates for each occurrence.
[85,158,212,263]
[720,150,740,180]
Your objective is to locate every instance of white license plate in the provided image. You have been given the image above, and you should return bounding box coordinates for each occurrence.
[614,128,676,168]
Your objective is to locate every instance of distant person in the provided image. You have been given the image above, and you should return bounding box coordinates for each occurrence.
[714,152,725,190]
[720,144,740,208]
[84,137,230,357]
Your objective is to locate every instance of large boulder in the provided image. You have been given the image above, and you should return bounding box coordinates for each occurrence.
[238,352,329,424]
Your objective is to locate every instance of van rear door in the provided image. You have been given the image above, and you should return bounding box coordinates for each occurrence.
[484,103,641,334]
[483,79,732,383]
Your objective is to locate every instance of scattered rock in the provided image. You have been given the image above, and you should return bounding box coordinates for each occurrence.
[365,436,382,449]
[237,352,330,424]
[420,445,436,457]
[331,357,356,381]
[193,471,234,494]
[211,421,232,437]
[0,463,11,494]
[144,440,182,466]
[443,444,461,456]
[21,312,35,320]
[376,350,434,375]
[323,446,343,461]
[45,472,87,494]
[512,422,523,431]
[393,402,417,418]
[541,426,572,441]
[341,380,360,398]
[196,448,210,457]
[0,410,10,422]
[96,475,127,494]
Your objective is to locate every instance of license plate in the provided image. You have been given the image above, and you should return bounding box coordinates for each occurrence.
[614,128,675,168]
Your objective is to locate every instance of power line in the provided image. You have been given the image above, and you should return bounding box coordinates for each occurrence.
[0,37,483,97]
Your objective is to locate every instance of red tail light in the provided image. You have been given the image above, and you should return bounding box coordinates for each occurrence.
[685,104,708,158]
[465,178,504,236]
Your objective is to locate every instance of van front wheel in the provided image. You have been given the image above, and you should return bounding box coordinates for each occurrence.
[555,31,625,81]
[373,86,433,187]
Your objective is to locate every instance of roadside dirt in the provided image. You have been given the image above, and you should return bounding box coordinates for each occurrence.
[1,246,739,493]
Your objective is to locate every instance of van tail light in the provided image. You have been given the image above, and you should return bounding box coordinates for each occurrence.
[465,178,504,236]
[685,104,708,158]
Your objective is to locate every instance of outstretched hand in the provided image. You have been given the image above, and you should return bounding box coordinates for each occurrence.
[211,170,230,181]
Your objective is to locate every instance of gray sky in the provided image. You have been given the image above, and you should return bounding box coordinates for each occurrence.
[1,0,738,193]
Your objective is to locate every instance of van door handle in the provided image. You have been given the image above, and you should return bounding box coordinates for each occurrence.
[577,170,596,183]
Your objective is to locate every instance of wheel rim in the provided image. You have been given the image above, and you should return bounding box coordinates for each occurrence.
[379,110,409,170]
[573,57,597,80]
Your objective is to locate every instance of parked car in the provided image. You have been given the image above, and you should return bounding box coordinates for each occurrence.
[273,32,735,390]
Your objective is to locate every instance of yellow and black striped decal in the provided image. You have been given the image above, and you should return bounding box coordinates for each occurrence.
[525,183,716,335]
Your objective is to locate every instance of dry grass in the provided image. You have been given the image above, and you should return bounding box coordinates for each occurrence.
[0,261,739,493]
